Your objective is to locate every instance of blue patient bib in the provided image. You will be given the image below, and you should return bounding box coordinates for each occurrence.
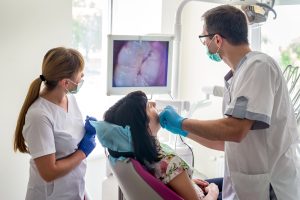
[90,121,133,164]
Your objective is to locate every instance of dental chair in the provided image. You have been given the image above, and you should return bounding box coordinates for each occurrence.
[109,156,183,200]
[91,120,184,200]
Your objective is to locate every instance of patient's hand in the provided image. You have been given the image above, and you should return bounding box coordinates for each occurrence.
[193,178,209,192]
[204,183,219,200]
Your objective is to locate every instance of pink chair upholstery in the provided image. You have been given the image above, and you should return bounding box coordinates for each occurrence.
[109,158,184,200]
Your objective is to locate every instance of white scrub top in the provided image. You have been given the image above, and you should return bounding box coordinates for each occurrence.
[23,95,86,200]
[222,51,300,200]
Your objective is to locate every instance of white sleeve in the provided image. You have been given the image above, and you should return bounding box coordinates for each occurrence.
[224,58,279,130]
[23,108,55,159]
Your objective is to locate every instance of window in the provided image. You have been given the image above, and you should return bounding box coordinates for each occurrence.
[261,5,300,69]
[72,0,105,157]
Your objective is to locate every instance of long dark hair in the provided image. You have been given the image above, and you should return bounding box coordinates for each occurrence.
[103,91,160,165]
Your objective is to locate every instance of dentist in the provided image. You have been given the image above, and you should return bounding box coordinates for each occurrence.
[159,5,300,200]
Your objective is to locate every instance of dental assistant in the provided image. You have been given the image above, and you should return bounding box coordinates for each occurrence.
[14,47,96,200]
[159,5,300,200]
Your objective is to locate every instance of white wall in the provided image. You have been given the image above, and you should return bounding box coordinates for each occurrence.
[112,0,162,35]
[0,0,72,199]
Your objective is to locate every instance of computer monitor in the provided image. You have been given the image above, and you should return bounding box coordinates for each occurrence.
[107,34,174,95]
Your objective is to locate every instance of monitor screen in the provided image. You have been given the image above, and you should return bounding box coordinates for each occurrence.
[107,34,174,95]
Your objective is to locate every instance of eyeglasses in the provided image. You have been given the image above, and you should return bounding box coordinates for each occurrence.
[198,33,217,45]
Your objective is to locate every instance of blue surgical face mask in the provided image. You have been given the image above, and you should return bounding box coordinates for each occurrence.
[206,36,222,62]
[66,79,84,94]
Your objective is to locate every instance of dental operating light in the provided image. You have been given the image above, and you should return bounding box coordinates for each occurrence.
[211,1,277,24]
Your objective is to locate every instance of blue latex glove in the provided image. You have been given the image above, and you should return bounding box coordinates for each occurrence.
[164,124,188,137]
[85,116,97,136]
[86,115,97,121]
[78,133,96,157]
[159,106,188,137]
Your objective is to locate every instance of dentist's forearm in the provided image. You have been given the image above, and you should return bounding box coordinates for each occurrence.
[182,117,253,143]
[188,134,224,151]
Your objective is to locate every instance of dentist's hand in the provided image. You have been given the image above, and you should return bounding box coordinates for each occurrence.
[85,116,97,136]
[159,106,188,137]
[78,133,96,158]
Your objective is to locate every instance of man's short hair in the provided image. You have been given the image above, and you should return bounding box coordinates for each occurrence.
[202,5,248,45]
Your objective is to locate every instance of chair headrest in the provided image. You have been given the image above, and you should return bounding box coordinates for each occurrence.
[90,121,134,163]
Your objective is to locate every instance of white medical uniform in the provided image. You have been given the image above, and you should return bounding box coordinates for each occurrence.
[23,95,86,200]
[222,51,300,200]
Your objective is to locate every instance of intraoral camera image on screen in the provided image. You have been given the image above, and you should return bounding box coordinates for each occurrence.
[107,35,173,95]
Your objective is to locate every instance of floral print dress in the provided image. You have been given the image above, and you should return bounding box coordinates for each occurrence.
[147,143,206,199]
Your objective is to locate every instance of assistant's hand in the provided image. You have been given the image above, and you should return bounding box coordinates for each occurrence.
[85,116,97,136]
[78,133,96,158]
[159,106,188,137]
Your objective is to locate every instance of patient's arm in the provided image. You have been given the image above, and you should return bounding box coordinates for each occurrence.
[168,171,219,200]
[167,171,201,200]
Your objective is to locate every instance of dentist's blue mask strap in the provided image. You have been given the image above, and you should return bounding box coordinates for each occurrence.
[206,35,222,62]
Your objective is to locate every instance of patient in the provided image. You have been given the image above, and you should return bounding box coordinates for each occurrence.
[93,91,219,200]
